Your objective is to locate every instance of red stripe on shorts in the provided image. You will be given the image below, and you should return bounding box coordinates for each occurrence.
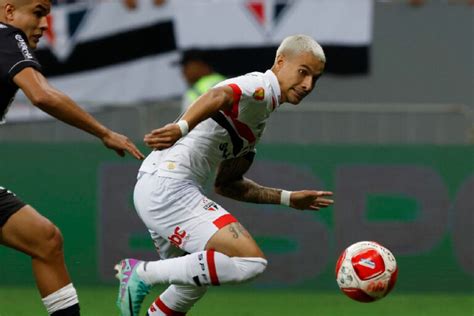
[154,297,186,315]
[207,249,220,286]
[213,214,238,229]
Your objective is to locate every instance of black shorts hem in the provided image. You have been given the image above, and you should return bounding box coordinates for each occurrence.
[0,188,26,227]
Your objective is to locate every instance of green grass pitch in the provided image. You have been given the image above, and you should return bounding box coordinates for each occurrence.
[0,286,472,316]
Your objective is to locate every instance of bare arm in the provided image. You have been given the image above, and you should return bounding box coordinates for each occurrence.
[214,153,282,204]
[144,85,234,149]
[13,68,144,159]
[215,153,334,210]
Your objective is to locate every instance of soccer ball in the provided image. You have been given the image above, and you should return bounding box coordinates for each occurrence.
[335,241,398,302]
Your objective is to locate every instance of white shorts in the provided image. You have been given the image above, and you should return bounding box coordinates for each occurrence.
[133,172,237,259]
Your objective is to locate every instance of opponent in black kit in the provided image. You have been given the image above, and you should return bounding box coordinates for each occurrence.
[0,1,144,315]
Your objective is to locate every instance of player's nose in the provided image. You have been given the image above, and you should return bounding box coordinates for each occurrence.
[301,76,313,91]
[39,16,49,31]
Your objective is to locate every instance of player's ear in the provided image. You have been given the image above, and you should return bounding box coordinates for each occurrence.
[4,4,16,22]
[274,54,285,71]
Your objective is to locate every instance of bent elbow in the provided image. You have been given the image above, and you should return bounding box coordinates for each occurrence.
[30,90,55,108]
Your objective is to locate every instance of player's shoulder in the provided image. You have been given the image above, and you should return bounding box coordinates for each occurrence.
[0,22,24,37]
[219,72,270,96]
[0,22,10,31]
[0,22,29,47]
[236,71,266,85]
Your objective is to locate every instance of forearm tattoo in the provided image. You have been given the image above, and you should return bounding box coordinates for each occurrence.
[220,178,281,204]
[216,155,281,204]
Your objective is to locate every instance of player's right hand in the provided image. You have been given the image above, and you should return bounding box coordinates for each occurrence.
[102,131,145,160]
[144,123,182,150]
[289,190,334,211]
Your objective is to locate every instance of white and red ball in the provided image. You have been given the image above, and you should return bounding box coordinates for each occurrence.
[335,241,398,302]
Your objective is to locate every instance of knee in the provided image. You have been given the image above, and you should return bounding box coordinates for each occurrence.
[247,258,268,280]
[232,256,268,283]
[247,257,268,280]
[34,222,64,260]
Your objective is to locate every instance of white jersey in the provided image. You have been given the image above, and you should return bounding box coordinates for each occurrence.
[139,69,281,187]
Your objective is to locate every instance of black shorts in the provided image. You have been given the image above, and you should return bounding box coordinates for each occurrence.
[0,187,26,227]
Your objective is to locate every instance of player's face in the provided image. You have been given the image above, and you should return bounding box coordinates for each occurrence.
[6,0,51,49]
[274,52,325,105]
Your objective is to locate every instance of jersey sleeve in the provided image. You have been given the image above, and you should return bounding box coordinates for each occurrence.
[0,28,42,82]
[216,73,272,110]
[217,74,260,97]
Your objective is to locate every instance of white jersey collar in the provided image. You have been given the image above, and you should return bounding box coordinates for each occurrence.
[264,69,281,107]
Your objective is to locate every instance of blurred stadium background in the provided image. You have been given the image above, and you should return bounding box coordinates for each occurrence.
[0,0,472,315]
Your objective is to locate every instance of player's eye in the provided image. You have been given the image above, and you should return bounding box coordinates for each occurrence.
[34,9,47,18]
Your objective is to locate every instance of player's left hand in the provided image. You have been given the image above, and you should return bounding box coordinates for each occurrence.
[289,190,334,211]
[144,123,182,150]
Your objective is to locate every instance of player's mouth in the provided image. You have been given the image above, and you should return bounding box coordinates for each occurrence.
[293,89,307,100]
[32,34,43,43]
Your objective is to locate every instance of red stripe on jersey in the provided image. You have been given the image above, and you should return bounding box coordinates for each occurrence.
[213,214,238,229]
[207,250,220,286]
[226,84,242,118]
[154,297,186,315]
[224,84,256,144]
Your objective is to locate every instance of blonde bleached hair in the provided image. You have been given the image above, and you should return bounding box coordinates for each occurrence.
[276,34,326,63]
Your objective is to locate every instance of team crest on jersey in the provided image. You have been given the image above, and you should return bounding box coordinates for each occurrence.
[244,0,294,37]
[201,198,219,211]
[253,87,265,101]
[204,201,219,212]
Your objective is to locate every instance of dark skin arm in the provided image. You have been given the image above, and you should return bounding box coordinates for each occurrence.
[13,67,144,159]
[214,153,334,211]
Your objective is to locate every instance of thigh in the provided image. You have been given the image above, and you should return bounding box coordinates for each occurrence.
[0,204,57,257]
[205,221,264,258]
[135,175,249,255]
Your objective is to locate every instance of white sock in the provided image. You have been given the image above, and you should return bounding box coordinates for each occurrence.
[137,250,267,287]
[41,283,79,315]
[147,285,207,315]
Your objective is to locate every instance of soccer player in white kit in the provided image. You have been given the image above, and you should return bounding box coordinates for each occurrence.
[115,34,334,316]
